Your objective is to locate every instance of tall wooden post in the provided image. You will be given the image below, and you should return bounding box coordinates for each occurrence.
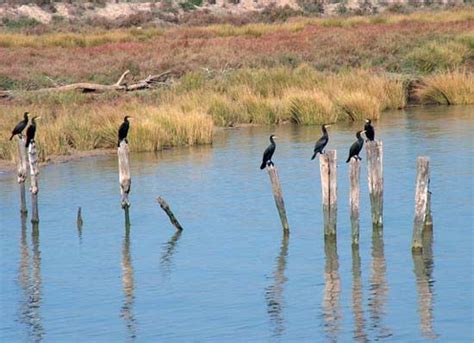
[366,141,383,229]
[118,141,131,209]
[267,164,290,233]
[16,136,28,214]
[412,157,430,252]
[349,159,361,244]
[28,142,39,224]
[157,197,184,231]
[320,150,337,236]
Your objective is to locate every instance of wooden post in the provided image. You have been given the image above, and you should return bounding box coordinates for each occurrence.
[118,141,131,209]
[425,186,433,227]
[349,159,361,244]
[16,136,28,214]
[157,197,184,231]
[319,150,337,236]
[366,141,383,229]
[28,142,39,224]
[267,164,290,233]
[412,157,430,252]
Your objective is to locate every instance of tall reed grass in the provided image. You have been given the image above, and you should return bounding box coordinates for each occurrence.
[416,70,474,105]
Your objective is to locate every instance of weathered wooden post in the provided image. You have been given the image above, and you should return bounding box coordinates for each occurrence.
[266,164,290,233]
[319,150,337,236]
[28,142,39,224]
[16,136,28,214]
[366,141,383,229]
[412,157,430,252]
[118,140,131,209]
[349,159,361,244]
[157,197,184,231]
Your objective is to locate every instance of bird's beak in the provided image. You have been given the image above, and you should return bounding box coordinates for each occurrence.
[325,124,332,127]
[36,116,42,120]
[362,130,366,133]
[273,136,278,139]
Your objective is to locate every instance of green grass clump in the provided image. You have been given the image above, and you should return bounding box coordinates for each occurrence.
[405,41,470,73]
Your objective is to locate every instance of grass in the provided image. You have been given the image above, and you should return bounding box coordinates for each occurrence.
[416,70,474,105]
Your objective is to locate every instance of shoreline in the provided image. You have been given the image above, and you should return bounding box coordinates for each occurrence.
[0,149,115,175]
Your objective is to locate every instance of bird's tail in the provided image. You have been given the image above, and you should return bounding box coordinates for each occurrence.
[9,134,14,141]
[346,156,351,163]
[311,151,317,160]
[260,161,266,170]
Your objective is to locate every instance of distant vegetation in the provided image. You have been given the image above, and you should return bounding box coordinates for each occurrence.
[0,7,473,162]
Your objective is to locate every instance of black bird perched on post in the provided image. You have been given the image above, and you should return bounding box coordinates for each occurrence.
[260,135,277,170]
[25,116,41,148]
[364,119,375,141]
[346,130,366,163]
[9,112,29,140]
[311,124,331,160]
[117,116,131,147]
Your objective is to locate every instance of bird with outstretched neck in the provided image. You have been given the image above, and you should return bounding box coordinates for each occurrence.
[311,124,331,160]
[9,112,29,141]
[364,119,375,141]
[260,135,277,170]
[346,130,366,163]
[118,116,132,147]
[25,116,41,148]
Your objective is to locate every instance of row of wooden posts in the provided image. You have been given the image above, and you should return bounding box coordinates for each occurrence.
[263,140,432,252]
[18,138,431,252]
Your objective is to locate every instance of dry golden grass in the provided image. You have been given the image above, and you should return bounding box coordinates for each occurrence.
[0,102,213,162]
[416,70,474,105]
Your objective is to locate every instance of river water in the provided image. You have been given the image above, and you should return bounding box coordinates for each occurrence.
[0,106,473,342]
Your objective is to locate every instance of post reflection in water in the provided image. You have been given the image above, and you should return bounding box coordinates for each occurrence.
[120,215,136,340]
[368,230,391,339]
[17,215,44,342]
[160,230,182,277]
[412,228,438,340]
[322,236,341,343]
[351,245,368,343]
[265,232,289,338]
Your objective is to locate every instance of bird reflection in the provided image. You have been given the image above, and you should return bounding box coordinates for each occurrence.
[265,232,289,338]
[368,230,391,339]
[352,245,368,343]
[160,230,182,278]
[322,236,341,343]
[17,216,44,342]
[412,228,438,339]
[120,218,136,340]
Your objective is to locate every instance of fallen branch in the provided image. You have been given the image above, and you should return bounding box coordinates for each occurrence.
[35,70,174,94]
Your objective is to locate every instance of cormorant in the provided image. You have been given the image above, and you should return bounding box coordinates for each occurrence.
[311,124,331,160]
[260,135,277,170]
[346,130,366,163]
[9,112,29,140]
[364,119,375,141]
[25,116,41,148]
[117,116,131,147]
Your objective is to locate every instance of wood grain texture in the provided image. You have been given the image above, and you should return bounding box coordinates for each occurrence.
[118,141,131,209]
[28,142,39,223]
[17,136,28,214]
[412,157,430,251]
[267,164,290,233]
[320,150,337,236]
[349,159,361,244]
[366,140,384,229]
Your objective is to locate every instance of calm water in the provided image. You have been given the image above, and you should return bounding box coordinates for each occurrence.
[0,106,473,342]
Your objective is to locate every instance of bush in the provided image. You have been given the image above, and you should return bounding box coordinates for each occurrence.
[405,41,470,73]
[297,0,325,15]
[2,16,41,30]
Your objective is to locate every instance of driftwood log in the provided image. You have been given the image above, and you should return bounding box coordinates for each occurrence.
[34,70,173,94]
[16,136,28,214]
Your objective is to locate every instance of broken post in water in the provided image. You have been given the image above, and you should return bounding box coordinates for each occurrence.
[266,164,290,233]
[28,142,39,224]
[412,156,430,252]
[157,197,184,231]
[118,141,131,209]
[366,141,383,229]
[349,159,361,244]
[319,150,337,236]
[16,136,28,214]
